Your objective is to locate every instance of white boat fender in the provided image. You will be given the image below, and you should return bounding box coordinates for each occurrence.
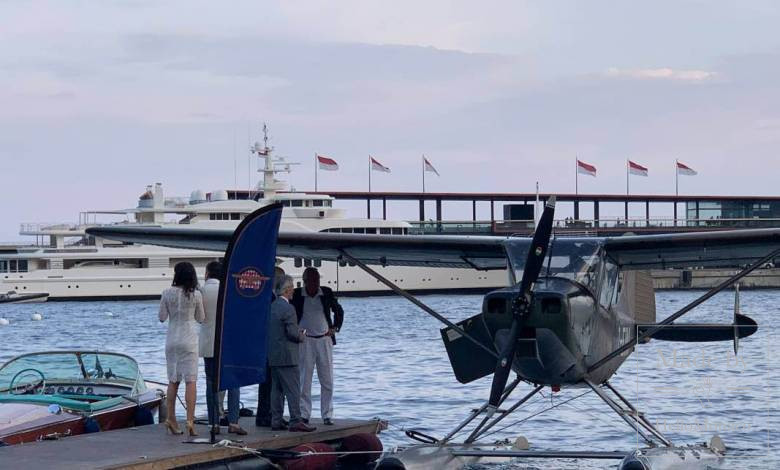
[710,435,726,454]
[106,311,114,317]
[512,436,530,450]
[0,318,9,326]
[31,312,43,321]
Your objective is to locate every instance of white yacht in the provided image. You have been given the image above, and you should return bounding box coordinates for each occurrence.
[1,128,507,300]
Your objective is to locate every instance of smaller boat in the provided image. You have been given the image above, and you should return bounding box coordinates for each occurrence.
[0,351,164,445]
[0,291,49,304]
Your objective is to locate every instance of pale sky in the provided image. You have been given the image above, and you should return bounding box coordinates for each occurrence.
[2,1,780,240]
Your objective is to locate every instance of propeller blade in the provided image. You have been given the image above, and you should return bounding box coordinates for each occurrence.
[488,196,556,407]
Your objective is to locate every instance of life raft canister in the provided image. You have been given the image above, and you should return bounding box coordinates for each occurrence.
[282,442,337,470]
[338,432,383,465]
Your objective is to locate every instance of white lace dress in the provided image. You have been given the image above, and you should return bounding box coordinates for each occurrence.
[159,287,206,382]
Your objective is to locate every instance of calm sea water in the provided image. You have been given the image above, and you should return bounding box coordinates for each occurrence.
[0,290,777,469]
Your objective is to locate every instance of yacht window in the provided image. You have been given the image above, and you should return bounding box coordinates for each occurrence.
[282,200,292,207]
[303,259,312,267]
[380,228,391,235]
[313,200,323,207]
[209,214,216,220]
[365,228,377,234]
[392,228,403,235]
[340,228,353,233]
[230,213,240,220]
[294,258,302,268]
[403,228,408,235]
[9,260,17,273]
[314,259,322,267]
[0,260,6,272]
[325,200,332,207]
[353,228,365,234]
[291,200,303,207]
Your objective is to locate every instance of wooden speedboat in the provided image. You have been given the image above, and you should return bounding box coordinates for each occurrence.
[0,351,163,445]
[0,291,49,304]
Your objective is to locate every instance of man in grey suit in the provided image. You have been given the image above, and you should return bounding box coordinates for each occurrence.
[268,274,316,432]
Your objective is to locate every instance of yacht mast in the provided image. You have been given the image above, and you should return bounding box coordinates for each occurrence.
[251,123,291,200]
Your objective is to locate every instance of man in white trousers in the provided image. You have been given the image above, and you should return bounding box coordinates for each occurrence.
[290,267,344,425]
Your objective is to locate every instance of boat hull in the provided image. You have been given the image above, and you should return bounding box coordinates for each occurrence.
[0,391,161,445]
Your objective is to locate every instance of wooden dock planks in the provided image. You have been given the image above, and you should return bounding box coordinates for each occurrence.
[0,417,385,469]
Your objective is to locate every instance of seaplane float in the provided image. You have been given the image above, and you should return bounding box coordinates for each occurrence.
[88,197,777,470]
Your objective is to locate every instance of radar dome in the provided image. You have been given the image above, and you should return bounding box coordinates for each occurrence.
[212,189,229,202]
[190,189,206,204]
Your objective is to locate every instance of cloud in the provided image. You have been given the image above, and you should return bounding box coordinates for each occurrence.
[604,67,716,82]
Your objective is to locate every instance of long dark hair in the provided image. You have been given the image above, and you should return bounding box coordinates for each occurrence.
[172,262,198,295]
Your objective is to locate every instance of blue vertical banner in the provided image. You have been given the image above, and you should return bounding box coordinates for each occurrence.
[214,203,283,391]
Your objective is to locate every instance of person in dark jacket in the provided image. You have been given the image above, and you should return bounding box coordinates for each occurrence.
[290,267,344,425]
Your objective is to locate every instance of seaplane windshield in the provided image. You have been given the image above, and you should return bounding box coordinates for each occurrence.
[505,239,602,292]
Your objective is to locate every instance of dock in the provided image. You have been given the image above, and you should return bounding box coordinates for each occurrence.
[0,417,385,469]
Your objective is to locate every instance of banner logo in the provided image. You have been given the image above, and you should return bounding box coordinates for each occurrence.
[232,267,270,298]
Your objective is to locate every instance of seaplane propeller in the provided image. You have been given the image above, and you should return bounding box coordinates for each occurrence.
[487,196,555,409]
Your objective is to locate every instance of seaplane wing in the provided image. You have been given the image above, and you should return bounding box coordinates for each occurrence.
[86,226,509,270]
[603,228,780,269]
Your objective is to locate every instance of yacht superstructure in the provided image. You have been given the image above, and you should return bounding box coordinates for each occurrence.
[1,126,507,299]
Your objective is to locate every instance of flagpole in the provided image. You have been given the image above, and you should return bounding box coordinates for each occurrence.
[422,155,426,193]
[368,155,372,192]
[626,159,629,195]
[675,159,679,196]
[674,159,678,226]
[625,159,629,222]
[314,153,318,192]
[575,157,578,195]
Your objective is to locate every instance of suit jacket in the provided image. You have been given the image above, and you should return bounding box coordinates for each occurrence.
[267,297,302,367]
[291,286,344,344]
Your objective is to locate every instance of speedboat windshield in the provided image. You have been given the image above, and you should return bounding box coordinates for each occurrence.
[504,238,603,293]
[0,351,146,395]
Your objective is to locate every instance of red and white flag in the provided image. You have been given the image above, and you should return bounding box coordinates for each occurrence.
[628,160,648,177]
[423,156,439,176]
[676,161,697,176]
[317,154,339,171]
[577,159,597,177]
[370,156,391,173]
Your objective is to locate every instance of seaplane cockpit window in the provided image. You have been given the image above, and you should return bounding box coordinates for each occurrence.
[505,239,602,293]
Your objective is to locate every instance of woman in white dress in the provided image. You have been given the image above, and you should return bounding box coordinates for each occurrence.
[159,262,205,436]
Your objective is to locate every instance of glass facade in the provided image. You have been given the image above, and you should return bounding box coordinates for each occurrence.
[686,200,780,226]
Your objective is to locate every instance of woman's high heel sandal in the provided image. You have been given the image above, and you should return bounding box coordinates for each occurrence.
[186,420,198,437]
[164,419,183,435]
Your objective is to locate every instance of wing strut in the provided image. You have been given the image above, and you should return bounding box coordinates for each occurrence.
[337,250,498,359]
[588,246,780,374]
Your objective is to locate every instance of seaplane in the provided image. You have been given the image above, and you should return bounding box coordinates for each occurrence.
[87,198,778,470]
